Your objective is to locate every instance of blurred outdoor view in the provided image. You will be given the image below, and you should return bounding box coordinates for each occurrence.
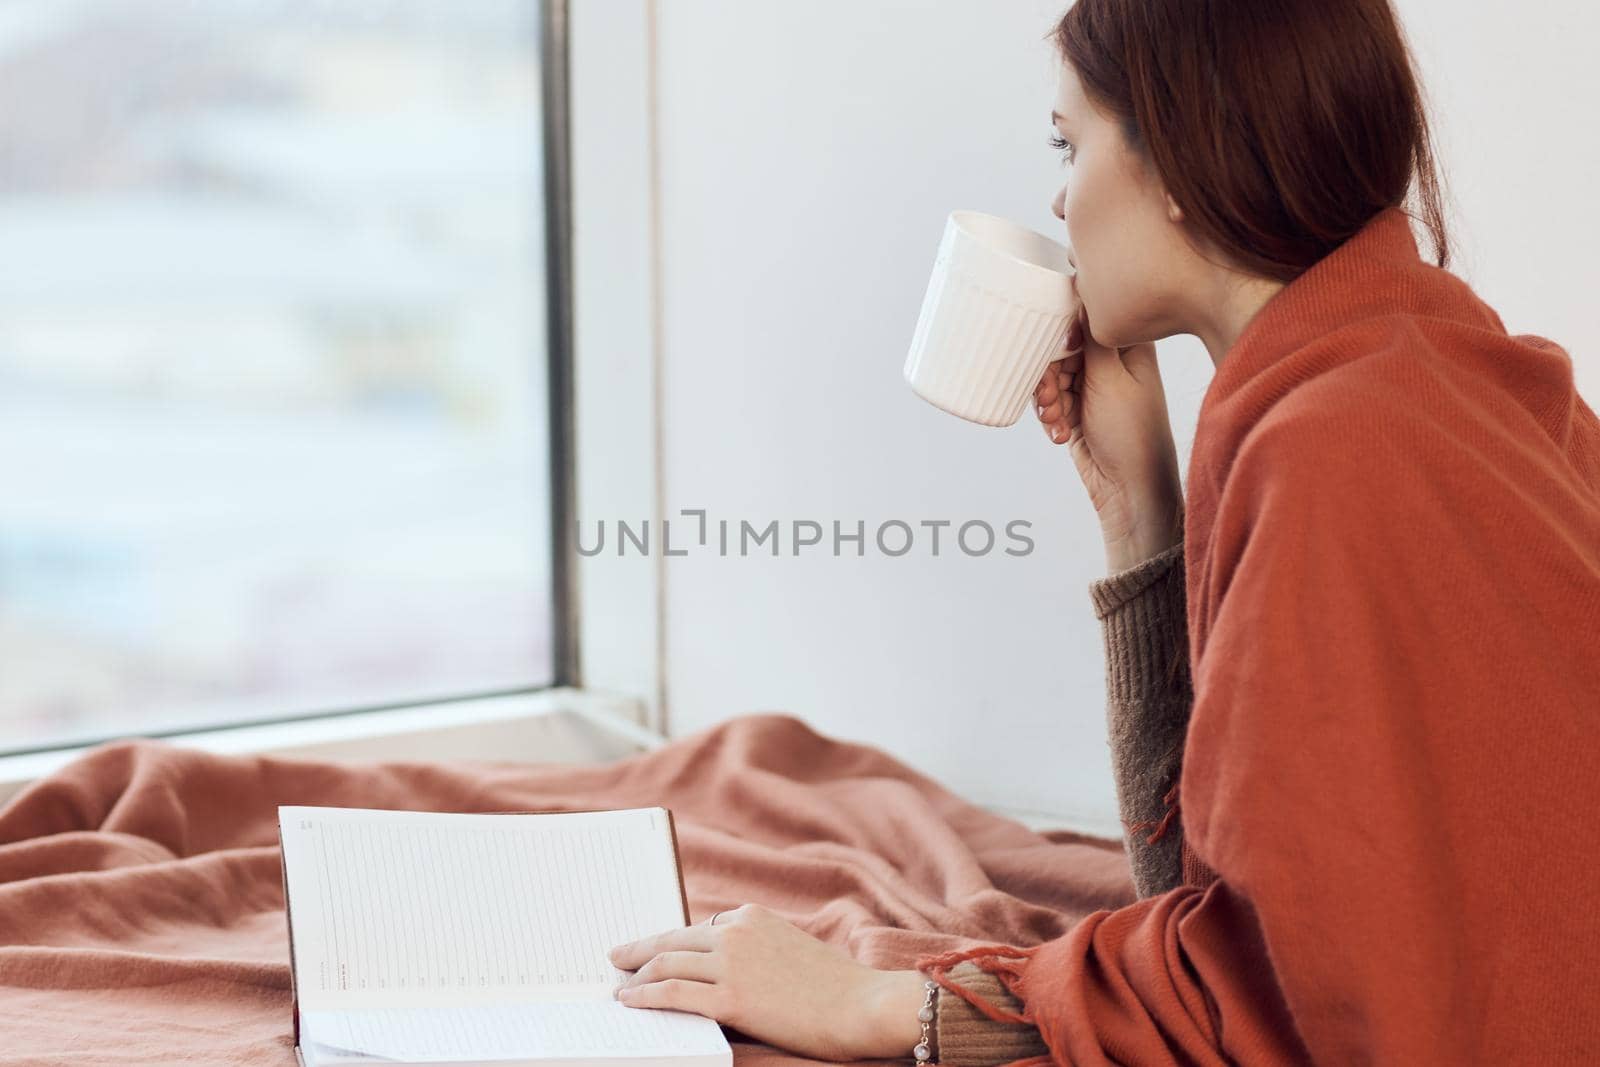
[0,0,554,750]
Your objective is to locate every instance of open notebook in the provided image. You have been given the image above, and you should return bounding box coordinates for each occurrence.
[278,805,733,1067]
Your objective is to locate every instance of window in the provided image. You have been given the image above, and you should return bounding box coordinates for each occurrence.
[0,1,561,752]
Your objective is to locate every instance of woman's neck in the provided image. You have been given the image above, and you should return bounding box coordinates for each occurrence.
[1194,273,1287,369]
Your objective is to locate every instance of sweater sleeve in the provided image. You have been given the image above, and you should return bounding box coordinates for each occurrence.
[930,538,1194,1064]
[1087,536,1192,900]
[931,961,1049,1066]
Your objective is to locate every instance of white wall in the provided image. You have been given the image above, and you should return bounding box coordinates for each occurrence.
[573,0,1600,830]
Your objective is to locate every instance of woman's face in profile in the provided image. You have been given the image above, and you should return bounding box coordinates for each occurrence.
[1049,63,1187,348]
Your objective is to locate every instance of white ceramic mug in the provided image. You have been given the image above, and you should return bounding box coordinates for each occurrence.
[903,210,1081,427]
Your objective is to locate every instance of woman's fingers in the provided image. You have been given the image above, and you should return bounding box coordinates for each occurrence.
[1066,309,1084,350]
[1037,363,1077,407]
[1039,361,1079,441]
[1038,324,1084,443]
[617,949,719,991]
[613,942,726,1017]
[1035,374,1058,407]
[609,924,717,970]
[1039,391,1066,426]
[615,977,723,1016]
[1041,395,1077,443]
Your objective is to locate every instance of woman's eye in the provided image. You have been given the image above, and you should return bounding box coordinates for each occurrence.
[1048,134,1076,166]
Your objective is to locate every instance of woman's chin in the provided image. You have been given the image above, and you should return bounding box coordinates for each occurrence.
[1082,310,1136,350]
[1082,311,1118,349]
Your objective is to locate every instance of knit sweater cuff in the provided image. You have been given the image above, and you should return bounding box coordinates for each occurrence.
[931,960,1049,1066]
[1087,539,1189,706]
[1088,537,1184,618]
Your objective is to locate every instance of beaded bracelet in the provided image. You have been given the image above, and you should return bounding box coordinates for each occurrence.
[913,978,937,1065]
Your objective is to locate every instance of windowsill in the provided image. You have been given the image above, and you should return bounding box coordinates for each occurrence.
[0,694,1121,840]
[0,687,662,807]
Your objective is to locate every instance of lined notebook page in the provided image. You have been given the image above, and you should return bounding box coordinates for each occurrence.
[301,1000,731,1063]
[279,806,688,1012]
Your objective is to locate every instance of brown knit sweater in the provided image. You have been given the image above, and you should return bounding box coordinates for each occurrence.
[929,536,1193,1065]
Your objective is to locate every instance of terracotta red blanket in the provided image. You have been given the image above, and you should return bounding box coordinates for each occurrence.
[912,208,1600,1063]
[0,712,1133,1065]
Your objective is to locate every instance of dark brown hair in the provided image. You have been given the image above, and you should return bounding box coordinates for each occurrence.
[1051,0,1451,281]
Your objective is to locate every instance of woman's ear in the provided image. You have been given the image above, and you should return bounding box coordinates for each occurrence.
[1165,192,1185,223]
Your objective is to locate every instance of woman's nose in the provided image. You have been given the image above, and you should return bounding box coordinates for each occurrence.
[1050,184,1067,222]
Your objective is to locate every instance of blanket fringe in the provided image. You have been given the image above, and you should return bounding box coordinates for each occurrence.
[914,942,1042,1026]
[1124,779,1181,845]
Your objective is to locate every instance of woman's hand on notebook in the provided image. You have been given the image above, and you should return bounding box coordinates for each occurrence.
[609,903,926,1061]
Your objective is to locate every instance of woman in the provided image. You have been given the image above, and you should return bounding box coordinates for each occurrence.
[608,0,1600,1062]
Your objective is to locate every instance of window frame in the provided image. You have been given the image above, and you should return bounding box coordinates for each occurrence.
[0,0,584,761]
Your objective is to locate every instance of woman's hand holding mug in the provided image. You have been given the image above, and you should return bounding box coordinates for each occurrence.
[1034,296,1184,573]
[899,211,1183,572]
